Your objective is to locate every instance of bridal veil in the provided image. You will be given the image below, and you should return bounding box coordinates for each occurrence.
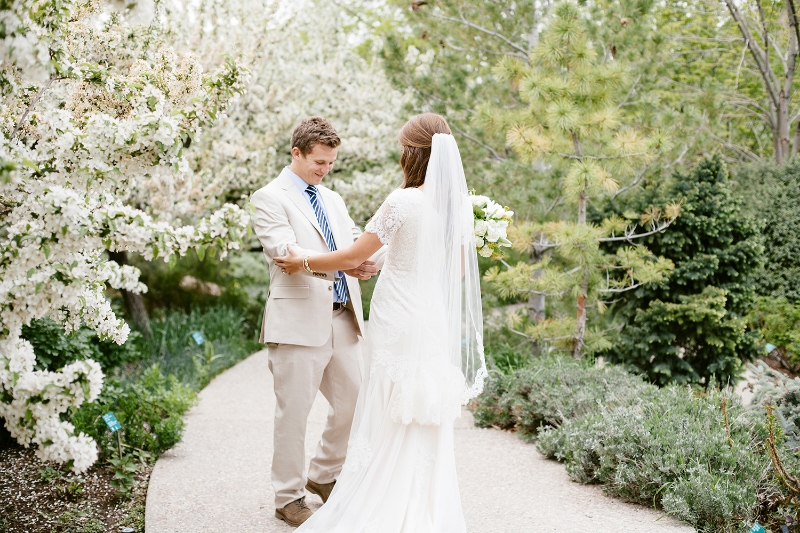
[387,132,486,426]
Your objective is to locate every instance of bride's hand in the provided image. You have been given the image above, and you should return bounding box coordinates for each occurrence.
[274,246,304,275]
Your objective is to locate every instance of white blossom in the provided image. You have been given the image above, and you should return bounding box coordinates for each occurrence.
[0,0,249,472]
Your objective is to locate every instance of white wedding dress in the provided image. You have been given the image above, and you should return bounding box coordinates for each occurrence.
[297,135,484,533]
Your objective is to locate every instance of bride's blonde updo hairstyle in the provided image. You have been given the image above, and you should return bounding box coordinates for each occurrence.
[399,113,451,188]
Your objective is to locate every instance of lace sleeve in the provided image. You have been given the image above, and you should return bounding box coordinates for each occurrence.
[365,192,405,245]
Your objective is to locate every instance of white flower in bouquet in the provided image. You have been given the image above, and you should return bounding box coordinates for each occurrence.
[470,193,514,259]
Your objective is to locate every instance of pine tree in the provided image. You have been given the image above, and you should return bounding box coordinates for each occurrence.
[606,157,762,385]
[483,2,678,358]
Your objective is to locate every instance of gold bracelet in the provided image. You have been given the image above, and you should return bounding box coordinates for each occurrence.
[303,256,315,274]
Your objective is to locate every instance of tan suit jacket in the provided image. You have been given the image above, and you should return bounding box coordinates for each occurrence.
[250,168,382,346]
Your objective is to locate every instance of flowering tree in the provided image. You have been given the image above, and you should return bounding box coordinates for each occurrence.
[162,0,408,225]
[0,0,249,472]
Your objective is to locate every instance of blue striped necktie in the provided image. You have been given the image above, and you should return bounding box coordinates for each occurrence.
[305,185,348,304]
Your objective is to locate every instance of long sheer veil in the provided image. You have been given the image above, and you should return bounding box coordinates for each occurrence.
[391,133,486,425]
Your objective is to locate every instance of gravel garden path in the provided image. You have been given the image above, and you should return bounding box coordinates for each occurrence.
[145,348,695,533]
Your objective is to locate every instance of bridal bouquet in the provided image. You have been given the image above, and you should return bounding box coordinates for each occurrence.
[471,194,514,258]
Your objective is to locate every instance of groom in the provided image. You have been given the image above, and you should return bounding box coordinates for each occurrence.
[250,117,382,527]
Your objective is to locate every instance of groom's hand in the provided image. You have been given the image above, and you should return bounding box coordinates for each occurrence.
[344,260,378,280]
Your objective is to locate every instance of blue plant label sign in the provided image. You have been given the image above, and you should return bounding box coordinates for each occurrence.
[765,343,777,353]
[102,412,122,433]
[749,523,765,533]
[191,331,206,345]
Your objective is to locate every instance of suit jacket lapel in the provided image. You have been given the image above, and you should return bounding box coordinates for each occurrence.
[277,170,325,240]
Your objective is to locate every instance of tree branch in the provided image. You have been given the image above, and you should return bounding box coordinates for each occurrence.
[10,78,62,141]
[600,281,647,293]
[723,0,780,109]
[789,0,800,55]
[428,11,529,57]
[612,163,651,199]
[598,219,676,243]
[450,123,506,161]
[558,151,650,160]
[617,74,642,109]
[707,131,762,162]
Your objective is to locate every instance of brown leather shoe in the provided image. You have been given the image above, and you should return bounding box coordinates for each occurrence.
[275,497,313,527]
[306,478,336,503]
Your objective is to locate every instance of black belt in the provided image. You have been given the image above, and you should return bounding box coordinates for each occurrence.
[333,302,346,311]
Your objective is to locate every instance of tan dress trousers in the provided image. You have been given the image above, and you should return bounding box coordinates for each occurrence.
[267,307,363,508]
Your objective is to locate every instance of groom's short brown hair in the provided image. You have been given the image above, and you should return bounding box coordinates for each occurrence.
[291,117,341,155]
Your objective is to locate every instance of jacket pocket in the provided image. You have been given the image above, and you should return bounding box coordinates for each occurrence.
[270,285,309,299]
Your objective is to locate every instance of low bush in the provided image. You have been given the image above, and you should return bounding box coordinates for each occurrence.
[21,318,141,372]
[537,386,769,532]
[473,356,650,435]
[472,355,794,532]
[69,306,259,458]
[71,367,196,459]
[749,296,800,372]
[750,360,800,448]
[127,306,261,389]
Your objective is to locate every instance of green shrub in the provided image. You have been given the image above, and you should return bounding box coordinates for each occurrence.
[604,156,762,386]
[471,369,516,430]
[132,250,267,325]
[749,296,800,370]
[21,318,141,372]
[127,306,260,388]
[734,157,800,302]
[484,341,531,375]
[70,306,259,461]
[360,276,378,320]
[473,354,793,532]
[537,386,768,532]
[71,366,195,458]
[473,355,650,437]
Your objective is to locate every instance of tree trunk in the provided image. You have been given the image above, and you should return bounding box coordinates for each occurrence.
[527,285,546,323]
[573,189,588,358]
[793,118,800,157]
[107,251,150,337]
[527,246,546,323]
[572,131,588,358]
[573,279,588,359]
[779,90,790,164]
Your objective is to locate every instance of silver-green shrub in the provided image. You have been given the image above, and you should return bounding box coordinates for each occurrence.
[537,386,766,532]
[473,356,794,532]
[750,360,800,449]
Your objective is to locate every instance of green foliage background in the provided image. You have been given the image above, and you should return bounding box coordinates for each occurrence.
[735,158,800,302]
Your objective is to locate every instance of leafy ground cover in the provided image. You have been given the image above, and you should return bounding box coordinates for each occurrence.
[472,347,795,533]
[1,305,260,533]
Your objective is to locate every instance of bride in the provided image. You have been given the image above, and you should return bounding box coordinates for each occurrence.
[275,113,486,533]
